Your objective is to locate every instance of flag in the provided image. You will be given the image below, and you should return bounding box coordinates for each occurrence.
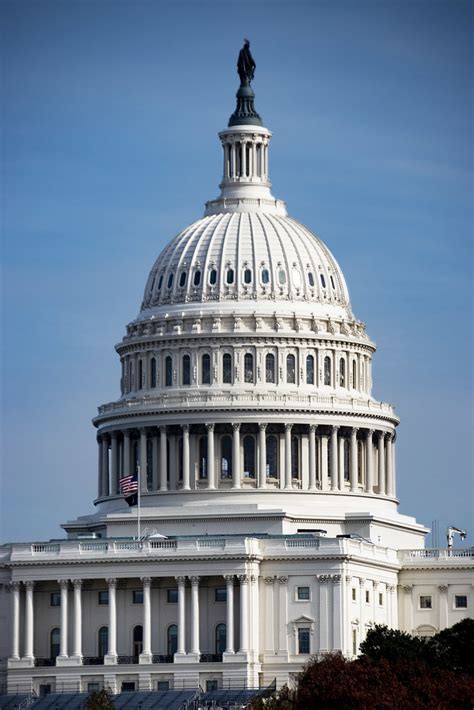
[120,474,138,507]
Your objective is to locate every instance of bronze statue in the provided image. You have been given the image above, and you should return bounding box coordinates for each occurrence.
[237,39,256,86]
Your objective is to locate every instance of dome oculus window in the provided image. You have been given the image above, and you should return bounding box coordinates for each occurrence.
[193,270,201,287]
[307,271,315,287]
[320,274,326,288]
[226,269,234,285]
[261,268,270,284]
[278,269,286,285]
[167,273,174,289]
[244,268,252,284]
[179,271,187,288]
[209,269,217,285]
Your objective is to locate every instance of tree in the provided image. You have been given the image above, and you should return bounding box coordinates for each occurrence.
[85,687,115,710]
[360,624,427,663]
[427,618,474,675]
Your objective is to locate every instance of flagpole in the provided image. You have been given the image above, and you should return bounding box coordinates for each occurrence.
[137,464,141,540]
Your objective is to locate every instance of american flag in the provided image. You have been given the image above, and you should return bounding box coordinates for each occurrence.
[120,475,138,496]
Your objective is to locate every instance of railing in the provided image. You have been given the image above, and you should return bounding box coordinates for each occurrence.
[400,547,474,561]
[117,655,139,665]
[34,658,55,667]
[197,539,225,549]
[83,656,104,665]
[152,654,174,664]
[199,653,223,663]
[32,544,60,554]
[285,539,320,548]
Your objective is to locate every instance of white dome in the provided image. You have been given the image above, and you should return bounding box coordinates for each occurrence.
[141,211,351,316]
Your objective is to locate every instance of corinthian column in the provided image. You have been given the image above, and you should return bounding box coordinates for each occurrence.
[159,426,167,491]
[176,576,186,655]
[284,424,292,489]
[365,429,374,493]
[258,424,267,489]
[206,423,216,490]
[378,432,386,495]
[224,575,235,654]
[190,576,200,655]
[110,432,119,495]
[350,428,358,492]
[140,577,152,662]
[72,579,83,660]
[101,434,109,497]
[238,575,249,653]
[140,428,148,493]
[232,423,241,489]
[308,425,317,490]
[10,581,20,659]
[24,581,34,660]
[182,425,190,490]
[58,580,69,659]
[104,579,117,663]
[386,434,394,497]
[330,426,339,491]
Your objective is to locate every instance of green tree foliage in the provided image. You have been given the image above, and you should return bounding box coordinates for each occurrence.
[85,687,115,710]
[360,624,428,662]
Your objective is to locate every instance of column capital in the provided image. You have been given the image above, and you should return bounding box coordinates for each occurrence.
[232,422,241,432]
[351,427,359,436]
[189,576,200,585]
[358,578,366,587]
[10,581,21,592]
[331,574,342,585]
[366,428,375,437]
[258,422,268,432]
[385,432,394,442]
[250,574,257,583]
[175,576,186,585]
[24,580,35,590]
[331,425,340,433]
[205,422,215,433]
[139,427,148,436]
[106,578,117,588]
[58,579,69,590]
[110,430,119,440]
[284,423,293,432]
[71,579,83,590]
[101,432,110,443]
[141,577,152,586]
[378,430,385,440]
[182,424,190,433]
[159,425,167,434]
[277,575,288,585]
[224,575,234,583]
[316,574,329,584]
[345,575,352,584]
[309,424,318,433]
[238,574,249,585]
[386,584,396,593]
[401,585,413,594]
[263,576,275,585]
[438,584,448,593]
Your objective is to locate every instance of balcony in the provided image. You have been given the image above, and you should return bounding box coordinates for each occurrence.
[83,657,104,666]
[34,658,55,667]
[399,548,474,566]
[200,653,223,663]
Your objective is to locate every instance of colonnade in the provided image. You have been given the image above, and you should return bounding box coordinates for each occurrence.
[97,424,396,500]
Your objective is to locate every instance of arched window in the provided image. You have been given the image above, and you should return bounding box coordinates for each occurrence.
[307,272,315,287]
[320,274,326,288]
[286,354,296,384]
[138,359,143,390]
[244,353,254,384]
[278,269,286,285]
[344,440,350,481]
[306,355,314,385]
[352,360,357,389]
[50,628,60,660]
[339,358,345,388]
[265,353,275,383]
[182,355,191,386]
[98,626,108,657]
[330,275,336,289]
[201,354,211,385]
[209,269,217,285]
[179,271,186,288]
[226,269,234,285]
[193,270,201,287]
[261,268,270,284]
[133,625,143,661]
[167,624,178,656]
[222,353,232,384]
[324,356,331,386]
[165,356,172,387]
[199,436,208,479]
[157,274,163,291]
[243,268,252,284]
[291,436,299,478]
[266,435,278,478]
[243,436,255,478]
[215,624,226,655]
[150,357,157,388]
[221,436,232,478]
[167,273,174,289]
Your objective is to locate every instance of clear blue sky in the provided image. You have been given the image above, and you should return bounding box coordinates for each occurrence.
[1,0,472,545]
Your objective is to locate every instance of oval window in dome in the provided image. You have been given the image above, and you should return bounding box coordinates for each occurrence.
[278,269,286,285]
[261,268,269,284]
[292,269,302,289]
[320,274,326,288]
[226,269,234,285]
[244,268,252,284]
[157,275,163,290]
[193,270,201,287]
[167,273,174,289]
[209,269,217,285]
[307,272,315,287]
[179,271,186,288]
[330,275,336,289]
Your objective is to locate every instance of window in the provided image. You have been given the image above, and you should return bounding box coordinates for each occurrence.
[215,623,226,655]
[379,592,384,606]
[291,436,299,478]
[287,354,296,384]
[243,435,255,478]
[244,353,254,383]
[226,268,234,284]
[201,354,211,385]
[297,586,310,601]
[167,625,178,655]
[455,595,467,609]
[179,271,187,288]
[292,268,302,289]
[165,356,172,387]
[193,270,201,287]
[182,354,191,386]
[206,680,218,692]
[215,588,227,602]
[98,591,109,605]
[199,437,208,479]
[307,271,315,287]
[324,356,331,386]
[419,595,432,609]
[352,588,357,601]
[157,681,170,691]
[266,435,278,477]
[209,269,217,285]
[167,588,178,603]
[132,590,143,604]
[223,353,232,384]
[133,625,143,660]
[365,590,370,604]
[50,592,61,607]
[50,627,60,659]
[157,275,163,290]
[243,268,252,284]
[261,268,269,284]
[221,435,232,478]
[138,359,143,389]
[87,683,101,693]
[306,355,314,385]
[278,269,286,285]
[167,273,174,289]
[265,353,275,383]
[352,360,357,389]
[150,357,157,388]
[320,274,326,288]
[98,626,108,657]
[330,275,336,289]
[339,358,345,387]
[298,627,310,654]
[122,682,135,692]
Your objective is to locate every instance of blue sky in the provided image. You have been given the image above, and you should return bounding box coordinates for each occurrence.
[1,0,472,545]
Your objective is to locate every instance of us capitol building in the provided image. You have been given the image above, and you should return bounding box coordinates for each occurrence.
[0,46,472,697]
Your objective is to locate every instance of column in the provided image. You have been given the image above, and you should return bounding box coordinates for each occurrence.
[308,425,317,490]
[58,580,69,659]
[438,585,448,630]
[159,426,167,491]
[101,434,109,497]
[140,428,148,493]
[140,577,152,662]
[386,434,394,497]
[123,430,131,478]
[252,142,257,179]
[10,581,20,659]
[241,140,247,178]
[111,433,119,495]
[350,428,358,492]
[231,143,236,178]
[152,433,159,491]
[258,423,267,489]
[387,584,397,628]
[277,576,288,655]
[392,435,397,498]
[332,575,343,651]
[72,579,82,659]
[263,577,275,655]
[250,574,260,660]
[190,576,200,655]
[284,424,292,489]
[338,436,345,490]
[232,423,241,489]
[176,576,186,655]
[105,579,117,662]
[377,432,385,495]
[238,575,249,653]
[320,434,329,491]
[206,424,216,490]
[365,430,374,493]
[359,578,366,643]
[24,581,34,660]
[224,575,234,654]
[182,425,190,490]
[318,576,329,651]
[97,437,103,497]
[330,426,339,491]
[401,585,413,633]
